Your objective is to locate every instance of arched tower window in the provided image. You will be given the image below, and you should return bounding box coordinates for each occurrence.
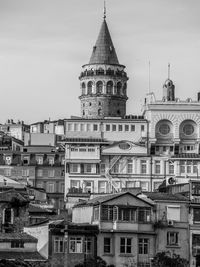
[82,82,86,95]
[87,81,93,94]
[98,109,102,116]
[96,81,103,94]
[106,81,113,94]
[97,68,104,75]
[123,83,127,96]
[117,82,122,95]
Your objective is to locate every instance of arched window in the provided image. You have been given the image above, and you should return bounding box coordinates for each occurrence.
[97,68,104,75]
[96,81,103,94]
[123,83,127,95]
[87,81,93,94]
[98,109,102,116]
[106,81,113,94]
[117,82,122,95]
[82,83,86,95]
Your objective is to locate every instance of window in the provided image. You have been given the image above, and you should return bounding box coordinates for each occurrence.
[112,124,116,131]
[49,157,54,166]
[85,164,92,173]
[169,162,174,174]
[127,159,133,174]
[118,125,123,131]
[131,125,135,131]
[69,237,83,253]
[106,81,113,94]
[4,168,11,177]
[93,207,100,221]
[47,182,55,193]
[74,124,78,131]
[167,232,179,246]
[22,169,29,177]
[101,206,113,221]
[96,81,103,94]
[140,181,149,191]
[138,208,151,222]
[98,181,107,193]
[138,238,149,254]
[167,205,180,221]
[93,124,98,131]
[125,125,129,131]
[100,163,105,174]
[86,124,91,131]
[71,164,79,173]
[126,181,135,188]
[71,180,80,189]
[88,147,95,152]
[106,124,110,131]
[48,170,55,177]
[141,160,147,174]
[183,124,194,135]
[159,124,170,135]
[83,181,93,193]
[84,237,92,254]
[11,240,24,248]
[193,208,200,223]
[118,208,136,221]
[80,124,85,131]
[3,208,13,224]
[104,237,111,253]
[60,183,65,193]
[87,81,93,94]
[23,157,29,165]
[112,163,119,173]
[54,237,64,253]
[120,238,132,254]
[37,157,43,165]
[68,123,72,131]
[155,160,161,174]
[37,169,43,177]
[141,125,145,132]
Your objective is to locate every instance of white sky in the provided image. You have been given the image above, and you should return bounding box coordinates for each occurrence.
[0,0,200,123]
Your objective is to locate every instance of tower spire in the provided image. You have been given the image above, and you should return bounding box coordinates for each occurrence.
[103,0,106,19]
[168,63,170,79]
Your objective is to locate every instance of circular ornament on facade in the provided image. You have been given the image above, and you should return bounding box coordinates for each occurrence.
[159,124,170,135]
[119,142,132,150]
[183,124,194,135]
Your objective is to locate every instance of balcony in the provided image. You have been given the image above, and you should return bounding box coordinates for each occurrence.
[79,70,128,79]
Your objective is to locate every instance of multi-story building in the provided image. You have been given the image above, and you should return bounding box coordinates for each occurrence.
[0,119,30,141]
[0,146,65,210]
[72,190,189,267]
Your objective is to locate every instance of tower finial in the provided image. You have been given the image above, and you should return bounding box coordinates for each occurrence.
[103,0,106,19]
[168,63,170,79]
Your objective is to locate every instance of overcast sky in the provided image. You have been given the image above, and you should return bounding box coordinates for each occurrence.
[0,0,200,123]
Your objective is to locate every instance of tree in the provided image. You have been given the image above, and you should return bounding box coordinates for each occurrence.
[74,256,111,267]
[152,251,189,267]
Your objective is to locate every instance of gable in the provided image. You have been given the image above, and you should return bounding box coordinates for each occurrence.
[103,193,153,208]
[102,141,147,155]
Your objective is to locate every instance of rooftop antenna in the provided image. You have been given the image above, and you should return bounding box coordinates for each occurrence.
[168,63,170,79]
[103,0,106,19]
[148,60,151,94]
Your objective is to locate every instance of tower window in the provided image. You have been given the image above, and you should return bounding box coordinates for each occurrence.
[87,81,93,94]
[106,81,113,94]
[83,110,85,116]
[117,82,122,95]
[98,109,102,116]
[96,81,103,94]
[123,83,127,95]
[82,82,86,95]
[98,102,101,106]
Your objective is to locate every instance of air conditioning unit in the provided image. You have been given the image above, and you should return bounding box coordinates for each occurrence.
[167,220,174,226]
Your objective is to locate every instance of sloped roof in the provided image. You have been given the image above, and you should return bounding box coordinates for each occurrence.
[0,251,46,261]
[75,191,154,207]
[89,19,119,65]
[143,192,188,201]
[0,232,37,242]
[0,189,29,203]
[29,204,53,214]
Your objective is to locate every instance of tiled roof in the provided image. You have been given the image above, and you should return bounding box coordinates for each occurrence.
[0,189,29,203]
[0,232,37,242]
[144,192,188,201]
[89,19,119,65]
[171,153,200,158]
[0,251,46,261]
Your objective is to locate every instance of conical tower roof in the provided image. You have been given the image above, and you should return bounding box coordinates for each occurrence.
[89,19,119,65]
